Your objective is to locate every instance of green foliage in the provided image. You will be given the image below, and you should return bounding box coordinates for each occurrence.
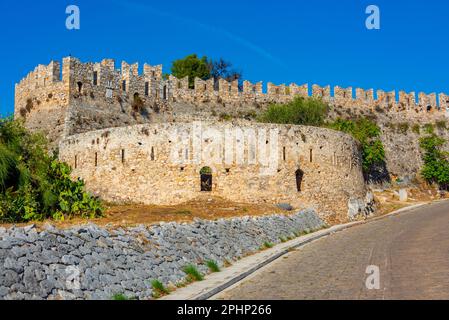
[150,279,169,297]
[171,54,210,89]
[328,118,386,172]
[257,99,385,176]
[208,58,242,82]
[412,124,421,134]
[206,260,220,273]
[262,241,274,249]
[257,97,329,126]
[219,113,232,121]
[419,134,449,189]
[397,122,409,134]
[0,118,103,222]
[199,166,212,175]
[423,123,435,135]
[183,264,204,282]
[112,293,129,300]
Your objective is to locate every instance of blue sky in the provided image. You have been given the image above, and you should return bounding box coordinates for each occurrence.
[1,0,448,115]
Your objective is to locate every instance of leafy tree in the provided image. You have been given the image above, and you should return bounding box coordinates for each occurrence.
[258,96,329,127]
[0,117,103,222]
[170,54,243,89]
[208,58,242,82]
[419,134,449,189]
[328,118,386,173]
[170,54,210,88]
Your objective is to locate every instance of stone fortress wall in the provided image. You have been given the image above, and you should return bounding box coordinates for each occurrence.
[16,57,449,111]
[58,121,369,221]
[15,57,449,143]
[13,57,447,219]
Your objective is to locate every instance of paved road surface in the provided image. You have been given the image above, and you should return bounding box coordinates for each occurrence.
[214,200,449,300]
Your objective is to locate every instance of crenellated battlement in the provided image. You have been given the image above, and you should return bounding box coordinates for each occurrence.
[15,61,61,89]
[15,56,449,116]
[14,56,449,145]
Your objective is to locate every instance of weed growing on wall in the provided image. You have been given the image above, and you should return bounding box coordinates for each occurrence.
[0,117,103,222]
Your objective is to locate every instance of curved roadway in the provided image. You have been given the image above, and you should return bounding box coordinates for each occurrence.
[214,200,449,300]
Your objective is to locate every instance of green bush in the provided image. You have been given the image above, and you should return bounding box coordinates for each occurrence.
[419,134,449,189]
[0,117,103,222]
[171,54,210,89]
[219,113,232,121]
[423,123,435,134]
[328,118,385,173]
[262,241,274,249]
[206,260,220,273]
[412,124,421,134]
[257,96,329,127]
[112,293,129,300]
[183,264,204,282]
[397,122,409,134]
[150,279,169,297]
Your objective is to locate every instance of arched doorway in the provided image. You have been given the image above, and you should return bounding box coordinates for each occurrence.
[200,166,212,192]
[295,169,304,192]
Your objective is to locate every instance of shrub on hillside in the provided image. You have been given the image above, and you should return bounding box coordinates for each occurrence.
[257,96,329,126]
[0,117,103,222]
[419,133,449,190]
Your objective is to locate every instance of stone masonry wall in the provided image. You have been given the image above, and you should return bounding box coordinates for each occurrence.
[58,121,367,222]
[380,126,449,181]
[14,57,449,148]
[0,210,325,300]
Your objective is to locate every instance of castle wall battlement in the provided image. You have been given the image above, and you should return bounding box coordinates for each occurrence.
[14,57,449,147]
[15,57,449,119]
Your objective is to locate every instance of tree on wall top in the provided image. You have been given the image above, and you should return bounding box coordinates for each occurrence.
[171,54,210,89]
[170,54,243,89]
[208,58,242,83]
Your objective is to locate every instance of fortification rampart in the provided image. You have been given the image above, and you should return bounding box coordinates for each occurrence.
[58,121,370,221]
[15,57,449,121]
[14,56,449,180]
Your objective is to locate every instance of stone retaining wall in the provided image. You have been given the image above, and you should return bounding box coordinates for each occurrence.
[0,210,325,300]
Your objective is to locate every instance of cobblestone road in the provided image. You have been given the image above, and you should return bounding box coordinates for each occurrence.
[214,201,449,300]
